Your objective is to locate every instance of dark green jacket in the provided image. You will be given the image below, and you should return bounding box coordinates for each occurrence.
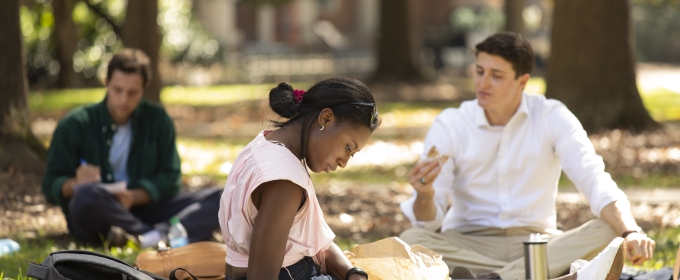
[41,96,181,215]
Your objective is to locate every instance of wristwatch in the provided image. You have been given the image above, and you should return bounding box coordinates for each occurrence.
[622,227,644,238]
[345,267,369,280]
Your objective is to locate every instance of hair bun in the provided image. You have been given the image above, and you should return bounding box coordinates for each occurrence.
[269,82,299,119]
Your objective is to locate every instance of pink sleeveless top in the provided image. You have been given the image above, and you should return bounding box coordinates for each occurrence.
[218,131,335,268]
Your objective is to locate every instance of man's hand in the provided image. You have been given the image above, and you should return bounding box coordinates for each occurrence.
[62,164,102,199]
[625,232,656,265]
[75,164,101,185]
[407,160,441,198]
[114,190,133,210]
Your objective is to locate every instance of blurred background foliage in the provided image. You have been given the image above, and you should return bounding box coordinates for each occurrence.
[20,0,222,89]
[19,0,680,90]
[632,0,680,62]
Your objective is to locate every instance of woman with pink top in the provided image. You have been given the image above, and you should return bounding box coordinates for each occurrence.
[219,78,379,280]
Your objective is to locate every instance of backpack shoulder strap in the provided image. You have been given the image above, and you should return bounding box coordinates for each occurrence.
[26,262,49,280]
[49,251,156,280]
[169,268,199,280]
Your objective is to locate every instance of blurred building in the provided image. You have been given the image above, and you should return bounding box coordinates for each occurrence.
[187,0,553,83]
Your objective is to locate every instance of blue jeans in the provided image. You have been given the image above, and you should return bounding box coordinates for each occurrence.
[226,257,339,280]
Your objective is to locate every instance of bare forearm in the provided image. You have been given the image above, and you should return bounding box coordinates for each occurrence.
[600,200,639,235]
[413,194,437,221]
[324,242,353,279]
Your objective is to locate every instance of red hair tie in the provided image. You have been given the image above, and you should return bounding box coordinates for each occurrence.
[293,89,306,104]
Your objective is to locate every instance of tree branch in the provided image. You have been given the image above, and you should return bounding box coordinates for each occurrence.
[81,0,122,37]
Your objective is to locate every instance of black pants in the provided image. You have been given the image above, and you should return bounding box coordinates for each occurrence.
[67,184,222,244]
[226,257,339,280]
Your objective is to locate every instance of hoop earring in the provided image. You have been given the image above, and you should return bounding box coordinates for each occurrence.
[319,125,325,131]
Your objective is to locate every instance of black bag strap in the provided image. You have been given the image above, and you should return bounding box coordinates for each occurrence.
[48,251,155,280]
[26,262,49,280]
[47,250,131,266]
[169,268,199,280]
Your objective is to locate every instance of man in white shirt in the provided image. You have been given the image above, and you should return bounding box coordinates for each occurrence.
[399,33,656,279]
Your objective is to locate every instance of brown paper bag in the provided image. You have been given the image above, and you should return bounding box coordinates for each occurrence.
[344,237,450,280]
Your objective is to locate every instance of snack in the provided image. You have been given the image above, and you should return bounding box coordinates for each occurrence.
[426,146,449,165]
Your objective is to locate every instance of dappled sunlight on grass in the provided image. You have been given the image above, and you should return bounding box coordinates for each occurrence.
[30,88,106,112]
[379,109,442,128]
[523,77,680,122]
[349,140,423,167]
[161,85,270,106]
[161,83,310,106]
[525,77,546,95]
[177,138,424,178]
[29,83,311,111]
[641,89,680,122]
[177,138,246,176]
[30,79,680,129]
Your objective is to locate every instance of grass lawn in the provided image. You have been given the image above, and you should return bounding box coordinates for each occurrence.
[2,227,679,278]
[0,234,146,279]
[28,78,680,123]
[6,81,678,278]
[28,83,311,112]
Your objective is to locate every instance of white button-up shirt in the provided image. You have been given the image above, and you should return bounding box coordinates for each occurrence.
[400,93,627,232]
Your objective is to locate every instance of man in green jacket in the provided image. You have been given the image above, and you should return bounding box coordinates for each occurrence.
[42,49,221,248]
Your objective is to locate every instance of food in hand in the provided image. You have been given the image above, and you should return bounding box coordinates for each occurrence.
[426,146,449,165]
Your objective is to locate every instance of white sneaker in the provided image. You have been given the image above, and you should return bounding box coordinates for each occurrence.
[575,237,625,280]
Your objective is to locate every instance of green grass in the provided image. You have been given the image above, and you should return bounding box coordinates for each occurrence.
[558,171,680,189]
[525,77,680,122]
[614,173,680,189]
[641,88,680,122]
[636,226,680,270]
[310,164,411,186]
[13,81,680,277]
[0,234,147,279]
[177,137,680,188]
[28,80,680,123]
[29,83,311,111]
[3,227,676,278]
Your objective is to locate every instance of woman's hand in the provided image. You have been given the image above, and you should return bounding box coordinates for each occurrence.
[348,274,368,280]
[324,242,368,280]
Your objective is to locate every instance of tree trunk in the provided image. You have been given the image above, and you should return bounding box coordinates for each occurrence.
[371,0,425,84]
[0,0,47,173]
[545,0,658,133]
[53,0,80,88]
[122,0,163,103]
[504,0,525,35]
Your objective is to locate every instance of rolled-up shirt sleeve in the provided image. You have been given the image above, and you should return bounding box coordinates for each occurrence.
[545,102,628,217]
[400,110,456,231]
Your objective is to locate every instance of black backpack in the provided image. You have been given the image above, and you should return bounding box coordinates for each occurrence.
[27,250,198,280]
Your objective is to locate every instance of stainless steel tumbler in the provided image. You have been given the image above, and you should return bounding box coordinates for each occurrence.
[523,233,549,280]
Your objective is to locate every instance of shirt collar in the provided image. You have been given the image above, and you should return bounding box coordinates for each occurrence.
[474,93,530,128]
[96,93,144,129]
